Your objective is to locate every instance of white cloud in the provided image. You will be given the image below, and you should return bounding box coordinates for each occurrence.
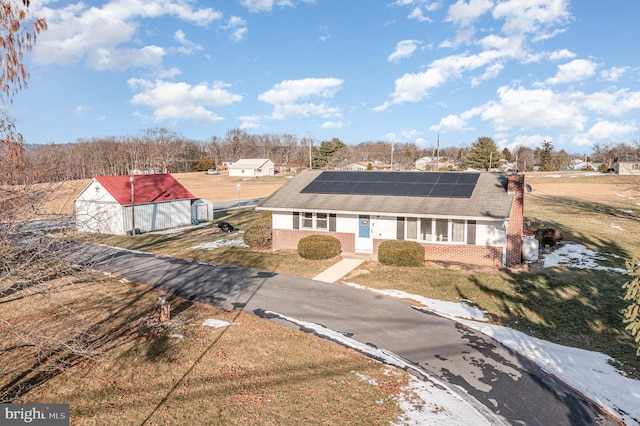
[600,66,627,82]
[239,115,264,129]
[471,62,504,86]
[586,120,638,140]
[321,120,345,129]
[492,0,571,36]
[224,16,248,42]
[548,48,576,61]
[446,0,493,28]
[258,78,343,120]
[128,79,242,123]
[174,30,204,54]
[32,0,221,69]
[86,45,165,71]
[546,59,598,85]
[481,86,587,133]
[581,89,640,116]
[259,78,343,104]
[388,40,421,62]
[240,0,310,13]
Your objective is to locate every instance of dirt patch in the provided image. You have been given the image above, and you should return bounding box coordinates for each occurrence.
[173,171,289,202]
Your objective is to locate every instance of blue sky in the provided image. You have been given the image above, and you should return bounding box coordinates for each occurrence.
[11,0,640,153]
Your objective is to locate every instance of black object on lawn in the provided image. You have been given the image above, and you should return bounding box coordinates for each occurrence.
[218,222,236,233]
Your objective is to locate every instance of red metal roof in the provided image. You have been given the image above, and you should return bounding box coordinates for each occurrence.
[95,174,195,206]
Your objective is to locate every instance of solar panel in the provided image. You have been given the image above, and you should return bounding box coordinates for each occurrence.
[300,171,480,198]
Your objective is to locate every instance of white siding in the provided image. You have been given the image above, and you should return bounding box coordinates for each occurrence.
[273,211,293,229]
[476,220,506,246]
[76,201,123,234]
[336,214,357,233]
[370,215,396,239]
[123,200,192,233]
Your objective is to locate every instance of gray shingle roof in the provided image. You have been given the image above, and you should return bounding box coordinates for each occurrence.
[257,171,514,219]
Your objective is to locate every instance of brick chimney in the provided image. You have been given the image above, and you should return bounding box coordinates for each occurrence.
[506,173,525,266]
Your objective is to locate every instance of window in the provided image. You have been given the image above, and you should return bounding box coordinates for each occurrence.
[302,212,313,229]
[420,218,432,241]
[452,220,465,242]
[435,219,448,241]
[405,217,469,244]
[300,212,330,231]
[316,213,328,230]
[407,217,417,239]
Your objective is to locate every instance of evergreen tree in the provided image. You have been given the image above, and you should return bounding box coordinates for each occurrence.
[622,259,640,356]
[539,140,554,171]
[313,138,348,169]
[464,137,502,170]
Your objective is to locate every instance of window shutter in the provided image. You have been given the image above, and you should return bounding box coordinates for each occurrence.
[467,220,476,244]
[293,212,299,229]
[397,217,405,240]
[329,214,336,231]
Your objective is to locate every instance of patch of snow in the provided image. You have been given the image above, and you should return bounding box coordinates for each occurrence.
[202,319,240,329]
[610,223,625,230]
[193,238,248,250]
[340,284,640,425]
[542,242,626,273]
[344,282,488,322]
[623,210,634,214]
[265,310,506,426]
[170,334,184,339]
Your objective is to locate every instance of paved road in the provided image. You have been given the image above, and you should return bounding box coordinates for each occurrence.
[68,242,617,425]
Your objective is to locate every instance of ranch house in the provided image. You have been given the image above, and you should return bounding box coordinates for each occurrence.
[75,174,197,235]
[228,159,275,177]
[257,170,525,268]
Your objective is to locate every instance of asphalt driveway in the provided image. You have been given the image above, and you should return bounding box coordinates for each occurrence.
[69,242,617,425]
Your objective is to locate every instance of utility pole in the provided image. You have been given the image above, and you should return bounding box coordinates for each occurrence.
[390,142,394,171]
[436,132,440,172]
[308,134,313,169]
[129,171,135,236]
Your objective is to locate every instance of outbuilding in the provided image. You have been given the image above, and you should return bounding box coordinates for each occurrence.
[75,174,196,235]
[257,171,525,268]
[228,159,275,177]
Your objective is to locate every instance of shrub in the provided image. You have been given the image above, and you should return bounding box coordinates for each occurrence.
[378,240,424,267]
[298,235,341,260]
[243,211,272,249]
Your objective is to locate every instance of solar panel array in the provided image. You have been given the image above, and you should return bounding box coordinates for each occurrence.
[300,171,480,198]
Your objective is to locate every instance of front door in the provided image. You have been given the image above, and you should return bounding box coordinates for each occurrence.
[355,215,373,253]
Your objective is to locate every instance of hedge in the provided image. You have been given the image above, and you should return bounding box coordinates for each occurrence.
[298,235,341,260]
[378,240,424,266]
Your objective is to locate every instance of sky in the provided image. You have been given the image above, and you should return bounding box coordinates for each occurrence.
[10,0,640,154]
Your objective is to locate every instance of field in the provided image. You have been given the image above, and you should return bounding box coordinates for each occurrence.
[4,170,640,423]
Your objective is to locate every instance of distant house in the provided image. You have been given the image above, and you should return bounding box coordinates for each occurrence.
[342,162,391,171]
[75,174,197,235]
[228,159,275,177]
[257,171,525,268]
[615,154,640,175]
[415,156,454,171]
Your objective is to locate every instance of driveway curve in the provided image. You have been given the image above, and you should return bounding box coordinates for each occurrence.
[69,242,617,425]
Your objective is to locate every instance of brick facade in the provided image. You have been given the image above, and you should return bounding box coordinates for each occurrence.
[373,239,503,268]
[273,229,355,253]
[506,174,524,266]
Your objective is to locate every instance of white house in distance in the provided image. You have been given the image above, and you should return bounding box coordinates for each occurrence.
[75,174,198,235]
[228,159,275,177]
[257,170,525,268]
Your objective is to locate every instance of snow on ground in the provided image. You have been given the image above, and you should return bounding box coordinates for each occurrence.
[341,282,640,425]
[202,318,240,328]
[611,223,625,230]
[542,241,627,273]
[192,238,248,250]
[264,310,508,426]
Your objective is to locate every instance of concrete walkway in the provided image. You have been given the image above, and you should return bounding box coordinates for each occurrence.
[312,254,369,283]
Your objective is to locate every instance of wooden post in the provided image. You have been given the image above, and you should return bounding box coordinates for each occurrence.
[154,296,170,323]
